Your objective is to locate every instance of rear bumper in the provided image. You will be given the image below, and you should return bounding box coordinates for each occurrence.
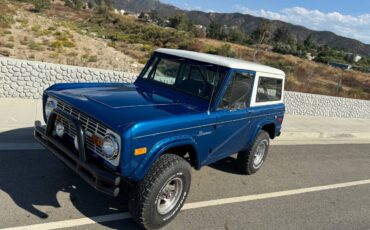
[34,109,121,197]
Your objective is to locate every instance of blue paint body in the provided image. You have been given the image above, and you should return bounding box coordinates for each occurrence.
[43,53,285,181]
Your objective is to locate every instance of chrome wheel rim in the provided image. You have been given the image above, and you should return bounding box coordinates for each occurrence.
[156,177,183,215]
[253,140,267,167]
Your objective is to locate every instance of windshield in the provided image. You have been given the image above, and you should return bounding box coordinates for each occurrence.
[139,54,228,101]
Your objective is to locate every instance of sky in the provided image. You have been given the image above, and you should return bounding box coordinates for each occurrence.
[161,0,370,44]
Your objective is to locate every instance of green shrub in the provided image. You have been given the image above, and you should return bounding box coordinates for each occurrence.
[32,25,52,36]
[28,41,44,51]
[87,55,98,62]
[204,44,235,57]
[263,60,294,74]
[0,49,10,56]
[0,41,14,49]
[2,30,12,35]
[31,24,41,32]
[348,88,368,99]
[63,0,85,10]
[48,26,56,31]
[32,0,51,12]
[50,39,75,48]
[81,54,89,59]
[48,52,59,58]
[4,43,14,48]
[20,36,29,45]
[67,51,78,56]
[0,15,15,28]
[16,18,29,27]
[140,44,154,52]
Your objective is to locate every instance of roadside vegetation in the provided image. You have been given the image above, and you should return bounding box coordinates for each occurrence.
[0,0,369,99]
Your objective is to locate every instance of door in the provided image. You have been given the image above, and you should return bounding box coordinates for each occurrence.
[208,70,255,162]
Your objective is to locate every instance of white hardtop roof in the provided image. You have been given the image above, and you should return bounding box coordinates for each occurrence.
[156,48,285,76]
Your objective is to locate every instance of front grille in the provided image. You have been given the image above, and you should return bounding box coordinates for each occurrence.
[56,101,109,156]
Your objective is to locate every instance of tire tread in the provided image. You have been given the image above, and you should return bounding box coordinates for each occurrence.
[237,130,270,175]
[129,154,190,229]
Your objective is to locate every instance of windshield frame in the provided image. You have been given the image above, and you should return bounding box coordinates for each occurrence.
[137,52,230,103]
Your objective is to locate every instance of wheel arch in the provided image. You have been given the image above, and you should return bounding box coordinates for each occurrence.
[260,123,276,139]
[246,120,276,149]
[130,136,200,181]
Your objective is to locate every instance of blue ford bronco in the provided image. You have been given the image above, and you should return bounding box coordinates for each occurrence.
[34,48,285,229]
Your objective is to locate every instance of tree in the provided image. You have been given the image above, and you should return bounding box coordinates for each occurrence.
[87,1,96,9]
[32,0,51,12]
[273,26,291,44]
[169,14,194,32]
[229,29,245,44]
[207,21,222,39]
[194,26,207,38]
[251,20,272,61]
[94,0,115,8]
[63,0,85,10]
[304,35,315,49]
[148,10,165,26]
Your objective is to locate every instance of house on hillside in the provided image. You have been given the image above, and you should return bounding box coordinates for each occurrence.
[354,54,362,63]
[195,25,205,30]
[138,12,151,22]
[306,53,315,61]
[113,9,126,15]
[328,62,352,70]
[344,52,362,63]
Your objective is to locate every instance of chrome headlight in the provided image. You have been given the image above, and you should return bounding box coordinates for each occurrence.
[55,121,65,137]
[45,98,57,120]
[102,134,119,160]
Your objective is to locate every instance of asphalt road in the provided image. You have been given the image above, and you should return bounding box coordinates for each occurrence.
[0,140,369,229]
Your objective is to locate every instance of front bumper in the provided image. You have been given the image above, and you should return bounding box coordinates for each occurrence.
[34,109,121,197]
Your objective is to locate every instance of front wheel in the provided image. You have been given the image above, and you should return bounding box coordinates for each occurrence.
[128,154,191,230]
[237,130,270,175]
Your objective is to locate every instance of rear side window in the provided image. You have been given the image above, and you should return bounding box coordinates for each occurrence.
[256,77,283,102]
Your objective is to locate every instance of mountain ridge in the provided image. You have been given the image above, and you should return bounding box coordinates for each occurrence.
[115,0,370,56]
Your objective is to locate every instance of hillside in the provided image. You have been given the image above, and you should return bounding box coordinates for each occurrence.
[0,1,142,72]
[115,0,370,56]
[0,0,369,100]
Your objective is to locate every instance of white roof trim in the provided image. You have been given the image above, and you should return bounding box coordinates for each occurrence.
[156,48,285,76]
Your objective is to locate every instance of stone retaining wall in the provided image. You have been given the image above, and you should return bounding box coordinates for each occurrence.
[284,91,370,119]
[0,57,137,99]
[1,57,369,119]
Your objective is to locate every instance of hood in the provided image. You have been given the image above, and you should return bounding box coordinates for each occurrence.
[47,82,207,132]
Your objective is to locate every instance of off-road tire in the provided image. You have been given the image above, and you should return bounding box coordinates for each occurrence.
[237,130,270,175]
[128,154,191,230]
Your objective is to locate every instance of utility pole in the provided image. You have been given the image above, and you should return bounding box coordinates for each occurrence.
[336,79,342,96]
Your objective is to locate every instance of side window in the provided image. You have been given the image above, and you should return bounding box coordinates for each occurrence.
[218,71,253,110]
[256,77,283,102]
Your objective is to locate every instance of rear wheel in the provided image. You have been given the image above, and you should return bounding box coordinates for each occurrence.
[128,154,191,229]
[237,130,270,175]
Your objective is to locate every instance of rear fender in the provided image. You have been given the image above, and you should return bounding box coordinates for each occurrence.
[245,119,276,150]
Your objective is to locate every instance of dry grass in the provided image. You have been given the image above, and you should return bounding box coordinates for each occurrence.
[0,0,142,73]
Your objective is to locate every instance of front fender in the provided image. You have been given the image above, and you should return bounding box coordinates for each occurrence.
[130,135,199,181]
